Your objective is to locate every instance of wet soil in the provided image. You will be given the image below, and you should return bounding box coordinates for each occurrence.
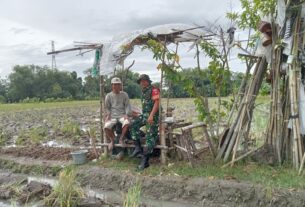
[0,146,101,161]
[0,151,305,207]
[0,104,304,206]
[77,166,305,207]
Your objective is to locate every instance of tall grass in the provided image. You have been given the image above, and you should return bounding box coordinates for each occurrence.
[44,168,84,207]
[123,182,142,207]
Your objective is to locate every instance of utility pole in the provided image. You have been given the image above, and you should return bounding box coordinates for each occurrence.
[51,40,56,69]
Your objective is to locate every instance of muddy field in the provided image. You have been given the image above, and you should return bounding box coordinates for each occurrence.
[0,100,198,147]
[1,100,300,207]
[0,146,101,161]
[0,152,305,207]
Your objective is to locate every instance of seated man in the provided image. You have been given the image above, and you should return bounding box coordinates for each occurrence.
[130,74,160,170]
[104,77,131,152]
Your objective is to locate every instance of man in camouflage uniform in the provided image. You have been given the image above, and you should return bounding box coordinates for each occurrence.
[130,74,160,170]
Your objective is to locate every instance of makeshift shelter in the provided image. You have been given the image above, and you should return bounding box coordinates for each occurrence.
[48,23,216,165]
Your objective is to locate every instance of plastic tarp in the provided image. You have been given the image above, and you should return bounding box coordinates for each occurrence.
[100,23,205,75]
[276,0,286,28]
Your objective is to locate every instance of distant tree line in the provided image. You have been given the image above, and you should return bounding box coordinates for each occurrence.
[0,64,260,103]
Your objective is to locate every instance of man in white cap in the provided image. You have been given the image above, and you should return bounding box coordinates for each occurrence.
[104,77,131,152]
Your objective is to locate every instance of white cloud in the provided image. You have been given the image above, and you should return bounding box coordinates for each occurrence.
[0,0,242,80]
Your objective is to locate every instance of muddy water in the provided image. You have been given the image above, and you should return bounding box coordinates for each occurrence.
[0,200,42,207]
[0,201,12,207]
[28,176,58,186]
[27,175,200,207]
[87,188,200,207]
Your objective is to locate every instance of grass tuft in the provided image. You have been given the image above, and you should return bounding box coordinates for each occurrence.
[123,182,141,207]
[44,167,84,207]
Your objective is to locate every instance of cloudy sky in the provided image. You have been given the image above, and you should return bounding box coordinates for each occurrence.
[0,0,242,81]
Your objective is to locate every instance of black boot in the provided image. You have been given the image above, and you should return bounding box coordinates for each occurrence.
[129,139,142,158]
[138,154,150,171]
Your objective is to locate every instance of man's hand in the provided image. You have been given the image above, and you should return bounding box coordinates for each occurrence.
[147,115,154,125]
[123,115,129,120]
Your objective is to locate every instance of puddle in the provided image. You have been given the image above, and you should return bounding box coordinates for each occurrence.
[41,140,72,148]
[27,176,199,207]
[0,200,42,207]
[87,188,199,207]
[28,176,58,187]
[0,200,12,207]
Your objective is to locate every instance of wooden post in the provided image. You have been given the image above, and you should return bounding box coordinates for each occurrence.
[159,70,167,165]
[100,75,108,156]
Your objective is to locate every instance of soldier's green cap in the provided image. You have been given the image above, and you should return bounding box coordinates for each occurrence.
[137,74,151,84]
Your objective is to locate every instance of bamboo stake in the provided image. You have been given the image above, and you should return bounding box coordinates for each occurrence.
[299,152,305,175]
[100,75,107,156]
[216,59,262,161]
[222,146,262,168]
[225,57,267,163]
[160,40,167,165]
[288,13,302,169]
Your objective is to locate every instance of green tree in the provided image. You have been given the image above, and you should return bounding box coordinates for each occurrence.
[0,78,8,103]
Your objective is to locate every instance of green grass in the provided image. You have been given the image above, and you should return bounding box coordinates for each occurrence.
[44,167,85,207]
[61,120,81,137]
[0,100,99,112]
[98,157,305,190]
[123,182,141,207]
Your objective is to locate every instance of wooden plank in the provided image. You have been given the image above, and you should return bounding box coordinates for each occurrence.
[99,143,168,149]
[181,122,207,131]
[194,146,210,156]
[202,126,216,157]
[173,144,188,152]
[178,132,188,159]
[47,45,102,55]
[167,125,174,147]
[237,53,259,59]
[172,122,192,129]
[222,146,262,168]
[174,134,184,160]
[183,130,195,167]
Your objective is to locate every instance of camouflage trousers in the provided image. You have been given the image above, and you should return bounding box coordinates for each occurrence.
[131,114,159,154]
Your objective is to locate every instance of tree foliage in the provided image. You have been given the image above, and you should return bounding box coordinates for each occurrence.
[226,0,277,30]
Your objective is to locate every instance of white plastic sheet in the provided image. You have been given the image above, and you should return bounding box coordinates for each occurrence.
[254,37,272,63]
[276,0,286,28]
[99,23,205,75]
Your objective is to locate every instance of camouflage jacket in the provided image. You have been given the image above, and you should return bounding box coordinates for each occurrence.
[141,85,160,117]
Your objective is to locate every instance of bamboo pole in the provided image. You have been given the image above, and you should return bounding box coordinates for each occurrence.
[99,143,168,149]
[288,14,302,169]
[231,57,267,164]
[159,40,167,164]
[100,75,107,156]
[219,56,267,164]
[216,58,262,161]
[226,60,252,125]
[299,152,305,175]
[222,146,262,168]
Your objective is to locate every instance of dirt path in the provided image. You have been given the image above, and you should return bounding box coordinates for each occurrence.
[0,146,100,161]
[77,166,305,207]
[1,147,305,207]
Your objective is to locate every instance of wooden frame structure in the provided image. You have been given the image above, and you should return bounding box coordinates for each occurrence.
[47,24,215,165]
